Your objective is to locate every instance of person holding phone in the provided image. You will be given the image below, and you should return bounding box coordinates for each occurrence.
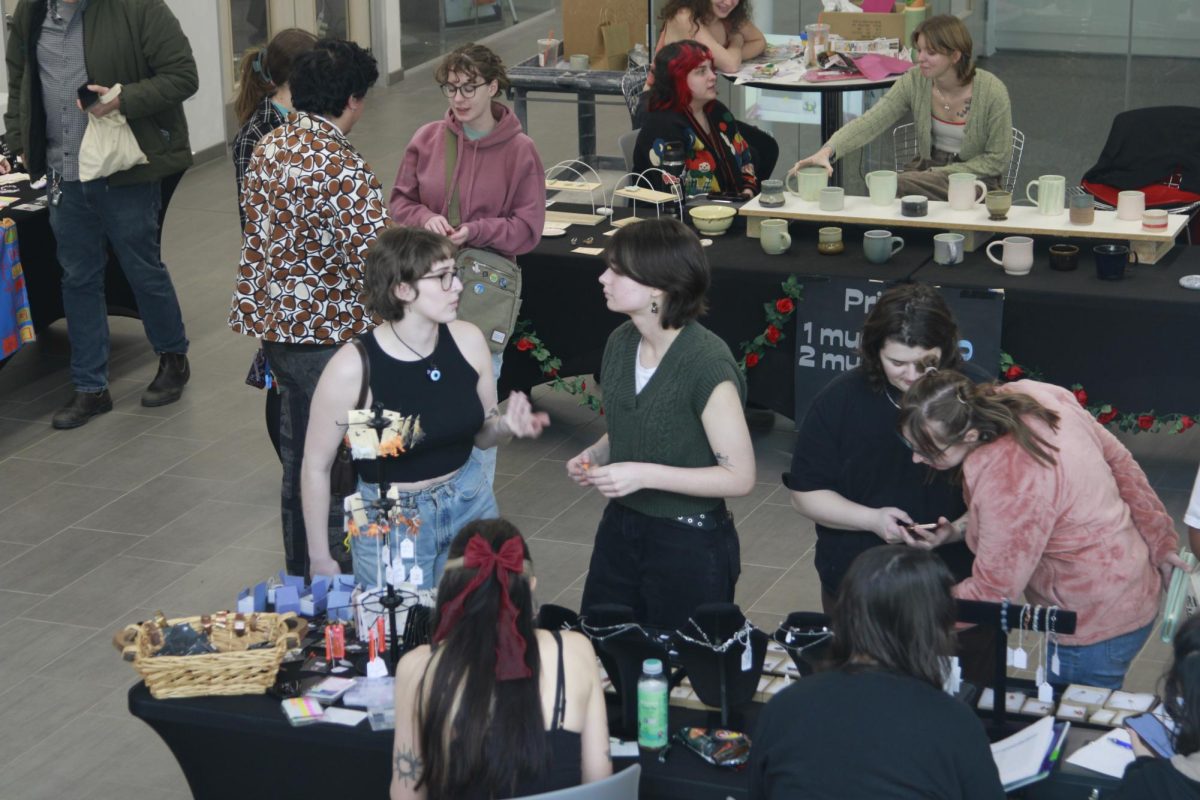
[898,371,1185,689]
[1116,615,1200,798]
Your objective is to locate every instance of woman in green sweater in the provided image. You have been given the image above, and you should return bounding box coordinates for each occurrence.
[566,218,755,629]
[788,15,1012,200]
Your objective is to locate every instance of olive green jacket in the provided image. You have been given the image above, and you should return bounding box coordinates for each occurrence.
[3,0,198,184]
[826,67,1013,179]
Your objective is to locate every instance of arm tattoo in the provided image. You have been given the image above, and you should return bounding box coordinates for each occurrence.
[393,746,423,788]
[714,451,733,469]
[485,406,501,420]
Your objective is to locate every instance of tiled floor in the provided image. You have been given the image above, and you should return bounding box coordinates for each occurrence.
[0,12,1195,799]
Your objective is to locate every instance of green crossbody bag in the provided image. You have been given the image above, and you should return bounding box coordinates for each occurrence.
[444,128,523,354]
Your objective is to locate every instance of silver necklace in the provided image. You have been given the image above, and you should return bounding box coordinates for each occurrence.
[390,322,441,382]
[884,385,901,410]
[933,84,953,113]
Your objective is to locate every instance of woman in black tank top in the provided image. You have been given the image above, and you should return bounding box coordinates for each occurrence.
[390,520,612,800]
[299,228,549,587]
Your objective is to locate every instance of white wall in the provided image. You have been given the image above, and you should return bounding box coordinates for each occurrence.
[166,0,226,156]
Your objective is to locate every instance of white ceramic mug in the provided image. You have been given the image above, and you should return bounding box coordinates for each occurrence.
[865,170,898,206]
[818,186,845,212]
[1117,190,1146,221]
[948,173,988,211]
[760,219,791,255]
[986,235,1035,276]
[786,167,828,201]
[1025,175,1066,216]
[933,232,965,265]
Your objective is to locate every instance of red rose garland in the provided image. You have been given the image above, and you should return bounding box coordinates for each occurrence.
[738,276,804,371]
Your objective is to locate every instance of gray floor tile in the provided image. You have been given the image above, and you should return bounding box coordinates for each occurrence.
[22,556,194,628]
[40,621,154,689]
[76,474,227,536]
[148,383,267,443]
[0,676,113,770]
[749,553,825,617]
[164,422,277,482]
[529,490,609,546]
[502,514,552,540]
[525,537,594,604]
[0,590,48,619]
[13,410,159,467]
[1123,658,1167,694]
[126,500,279,565]
[0,528,142,595]
[0,483,125,546]
[232,515,285,554]
[0,458,77,513]
[0,541,30,568]
[141,546,287,615]
[734,564,790,614]
[67,433,210,492]
[0,416,55,455]
[725,482,784,533]
[495,458,590,520]
[218,460,282,507]
[0,619,99,686]
[736,501,815,570]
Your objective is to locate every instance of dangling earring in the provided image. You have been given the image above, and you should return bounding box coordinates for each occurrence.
[650,301,659,315]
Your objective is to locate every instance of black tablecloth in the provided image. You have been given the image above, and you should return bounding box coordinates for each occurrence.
[504,210,1199,418]
[128,680,1118,800]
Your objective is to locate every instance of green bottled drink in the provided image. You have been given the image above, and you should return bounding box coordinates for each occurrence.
[637,657,668,750]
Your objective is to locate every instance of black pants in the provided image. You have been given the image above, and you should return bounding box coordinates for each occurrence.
[581,501,740,630]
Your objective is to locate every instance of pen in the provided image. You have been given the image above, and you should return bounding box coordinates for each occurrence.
[1109,737,1133,750]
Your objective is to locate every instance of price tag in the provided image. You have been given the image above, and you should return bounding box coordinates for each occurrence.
[1051,653,1061,676]
[1037,682,1054,703]
[1012,648,1028,670]
[1006,647,1015,667]
[1035,666,1045,687]
[741,645,753,672]
[409,565,424,586]
[400,538,414,560]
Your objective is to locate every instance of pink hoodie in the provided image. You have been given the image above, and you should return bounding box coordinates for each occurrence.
[953,380,1178,646]
[389,103,545,259]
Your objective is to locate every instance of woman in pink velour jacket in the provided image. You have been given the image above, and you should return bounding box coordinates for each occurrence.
[388,43,545,260]
[897,371,1185,690]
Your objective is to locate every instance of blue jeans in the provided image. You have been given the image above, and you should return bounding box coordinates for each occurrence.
[1051,621,1155,690]
[468,349,504,486]
[48,176,187,391]
[349,457,499,591]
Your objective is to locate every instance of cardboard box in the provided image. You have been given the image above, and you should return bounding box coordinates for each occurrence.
[819,1,907,42]
[562,0,648,71]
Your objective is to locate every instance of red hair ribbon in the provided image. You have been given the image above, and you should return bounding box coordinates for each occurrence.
[432,534,532,681]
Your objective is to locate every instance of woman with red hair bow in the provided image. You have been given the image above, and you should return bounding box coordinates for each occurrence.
[633,40,762,198]
[390,519,611,800]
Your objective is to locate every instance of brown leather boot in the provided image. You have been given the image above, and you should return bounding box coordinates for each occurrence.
[141,353,190,407]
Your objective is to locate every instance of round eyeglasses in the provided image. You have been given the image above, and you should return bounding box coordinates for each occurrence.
[439,82,486,98]
[419,266,464,291]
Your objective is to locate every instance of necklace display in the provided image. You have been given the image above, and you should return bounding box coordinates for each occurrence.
[390,322,441,382]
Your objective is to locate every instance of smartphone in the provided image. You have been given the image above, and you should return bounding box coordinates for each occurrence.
[77,83,100,110]
[1126,712,1176,758]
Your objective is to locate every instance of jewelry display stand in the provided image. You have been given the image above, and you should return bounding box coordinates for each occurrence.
[544,160,608,226]
[609,169,684,229]
[579,604,672,739]
[671,603,768,728]
[956,600,1077,733]
[738,194,1188,263]
[771,612,834,677]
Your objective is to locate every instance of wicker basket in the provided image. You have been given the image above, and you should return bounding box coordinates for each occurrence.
[112,612,307,699]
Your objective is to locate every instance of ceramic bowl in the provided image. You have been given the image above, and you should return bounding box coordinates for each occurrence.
[689,204,737,235]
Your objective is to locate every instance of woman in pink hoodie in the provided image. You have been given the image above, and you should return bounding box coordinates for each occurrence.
[897,371,1184,689]
[389,43,545,260]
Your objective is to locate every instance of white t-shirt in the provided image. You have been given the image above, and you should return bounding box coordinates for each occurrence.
[634,339,657,394]
[1186,464,1200,529]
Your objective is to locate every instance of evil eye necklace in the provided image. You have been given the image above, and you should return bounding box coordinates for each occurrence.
[390,321,442,382]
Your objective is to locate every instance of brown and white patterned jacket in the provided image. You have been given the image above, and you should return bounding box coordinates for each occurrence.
[229,112,387,344]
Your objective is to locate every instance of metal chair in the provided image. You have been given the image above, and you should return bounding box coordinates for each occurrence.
[617,129,639,173]
[892,122,1025,194]
[513,765,641,800]
[620,63,649,123]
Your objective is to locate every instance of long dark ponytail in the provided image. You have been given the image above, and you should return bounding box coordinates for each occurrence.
[416,519,547,798]
[1164,615,1200,755]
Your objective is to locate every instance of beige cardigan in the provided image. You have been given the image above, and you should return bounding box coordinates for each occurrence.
[826,67,1013,179]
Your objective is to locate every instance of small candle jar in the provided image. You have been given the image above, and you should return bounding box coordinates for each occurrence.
[759,179,786,208]
[1069,193,1095,225]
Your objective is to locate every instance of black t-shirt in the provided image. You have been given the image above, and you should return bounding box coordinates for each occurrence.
[1113,757,1200,800]
[783,368,978,594]
[748,669,1005,800]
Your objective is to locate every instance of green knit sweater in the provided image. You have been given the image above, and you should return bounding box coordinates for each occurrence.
[826,67,1013,179]
[601,320,746,518]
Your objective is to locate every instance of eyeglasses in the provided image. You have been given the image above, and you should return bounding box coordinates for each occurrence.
[439,82,486,98]
[896,432,948,464]
[419,266,464,291]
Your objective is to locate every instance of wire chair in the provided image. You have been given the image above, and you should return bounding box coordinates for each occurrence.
[892,122,1025,194]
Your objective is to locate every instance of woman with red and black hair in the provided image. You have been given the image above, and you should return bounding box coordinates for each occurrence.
[633,40,762,198]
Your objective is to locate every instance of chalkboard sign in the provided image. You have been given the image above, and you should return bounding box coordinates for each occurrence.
[792,278,1004,422]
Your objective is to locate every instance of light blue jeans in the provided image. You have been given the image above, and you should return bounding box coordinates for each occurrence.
[349,457,499,591]
[1050,621,1155,690]
[469,350,504,486]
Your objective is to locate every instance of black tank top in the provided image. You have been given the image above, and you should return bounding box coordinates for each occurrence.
[463,630,584,800]
[353,325,483,483]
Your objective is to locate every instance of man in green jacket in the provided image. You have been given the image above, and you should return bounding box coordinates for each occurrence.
[3,0,198,428]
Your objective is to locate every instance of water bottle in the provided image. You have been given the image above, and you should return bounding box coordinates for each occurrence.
[637,658,669,750]
[659,141,685,218]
